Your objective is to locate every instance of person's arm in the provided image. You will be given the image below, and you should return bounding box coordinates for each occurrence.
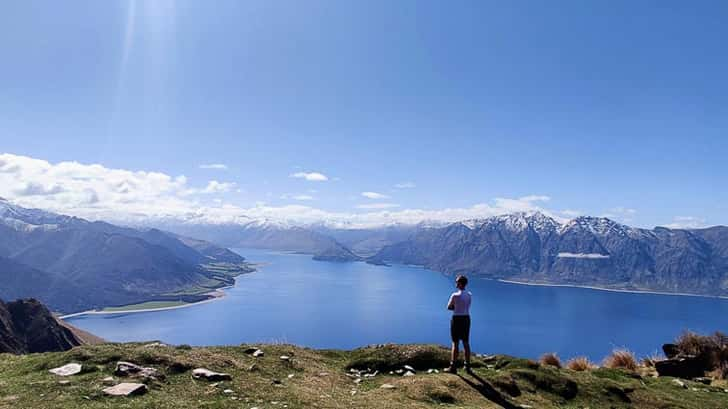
[447,294,455,310]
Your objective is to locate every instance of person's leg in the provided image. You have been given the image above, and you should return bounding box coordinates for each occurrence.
[463,341,471,370]
[451,341,459,367]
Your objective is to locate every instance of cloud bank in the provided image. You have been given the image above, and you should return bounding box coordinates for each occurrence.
[0,152,560,228]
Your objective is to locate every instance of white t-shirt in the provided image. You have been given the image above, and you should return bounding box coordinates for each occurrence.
[448,290,472,316]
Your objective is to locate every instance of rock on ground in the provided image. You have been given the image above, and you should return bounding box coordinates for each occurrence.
[48,363,82,376]
[102,382,148,397]
[192,368,232,381]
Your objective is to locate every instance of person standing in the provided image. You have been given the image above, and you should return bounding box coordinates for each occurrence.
[445,275,472,374]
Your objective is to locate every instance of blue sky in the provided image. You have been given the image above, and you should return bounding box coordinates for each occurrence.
[1,1,727,228]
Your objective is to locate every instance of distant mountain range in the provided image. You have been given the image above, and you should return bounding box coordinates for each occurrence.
[0,198,250,313]
[165,212,728,297]
[4,197,728,304]
[369,213,728,297]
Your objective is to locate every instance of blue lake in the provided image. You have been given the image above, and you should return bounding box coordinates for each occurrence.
[67,248,728,361]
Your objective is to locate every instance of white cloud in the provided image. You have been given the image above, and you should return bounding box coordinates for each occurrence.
[197,180,235,194]
[356,203,400,209]
[394,182,416,189]
[293,195,314,201]
[662,216,707,229]
[0,153,565,228]
[361,191,389,199]
[199,163,228,170]
[290,171,328,182]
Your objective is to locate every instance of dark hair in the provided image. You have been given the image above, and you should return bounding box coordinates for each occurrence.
[456,275,468,286]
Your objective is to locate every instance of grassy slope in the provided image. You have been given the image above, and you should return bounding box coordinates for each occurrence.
[0,343,727,409]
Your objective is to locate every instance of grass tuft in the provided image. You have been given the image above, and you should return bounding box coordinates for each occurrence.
[566,356,594,371]
[603,349,638,372]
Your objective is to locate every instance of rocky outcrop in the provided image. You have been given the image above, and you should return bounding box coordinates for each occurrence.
[0,298,82,354]
[655,356,706,379]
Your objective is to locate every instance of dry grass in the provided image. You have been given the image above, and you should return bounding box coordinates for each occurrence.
[539,352,561,368]
[603,349,638,372]
[566,356,593,371]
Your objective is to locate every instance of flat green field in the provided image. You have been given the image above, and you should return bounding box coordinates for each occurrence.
[100,301,189,312]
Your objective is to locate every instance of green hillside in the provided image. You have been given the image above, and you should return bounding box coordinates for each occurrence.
[1,343,727,408]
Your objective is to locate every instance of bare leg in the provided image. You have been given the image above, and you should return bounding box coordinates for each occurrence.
[463,341,471,367]
[451,341,459,368]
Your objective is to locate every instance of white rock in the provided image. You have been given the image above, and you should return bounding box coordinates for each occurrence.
[102,383,148,397]
[102,376,115,385]
[403,365,415,372]
[287,374,295,379]
[403,371,415,377]
[252,349,264,357]
[354,378,363,384]
[49,363,82,376]
[672,379,687,388]
[192,368,232,381]
[380,383,397,389]
[318,372,329,377]
[280,355,291,361]
[223,389,234,394]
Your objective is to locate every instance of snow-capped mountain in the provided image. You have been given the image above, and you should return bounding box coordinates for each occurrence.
[370,212,728,297]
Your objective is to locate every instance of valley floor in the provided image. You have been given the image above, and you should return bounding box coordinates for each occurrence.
[1,343,727,408]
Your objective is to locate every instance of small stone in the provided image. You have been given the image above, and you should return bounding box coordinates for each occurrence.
[252,349,264,357]
[395,369,404,374]
[672,379,687,389]
[693,377,712,385]
[192,368,232,381]
[247,363,258,372]
[427,369,434,374]
[354,378,363,384]
[144,342,167,348]
[102,382,148,397]
[280,355,291,361]
[691,387,699,392]
[350,390,357,396]
[318,372,329,377]
[389,371,394,375]
[380,383,397,389]
[58,380,71,385]
[403,365,415,372]
[223,389,234,394]
[403,371,415,377]
[102,377,115,385]
[49,363,82,376]
[287,374,295,379]
[519,405,533,409]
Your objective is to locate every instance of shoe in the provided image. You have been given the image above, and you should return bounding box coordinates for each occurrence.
[464,364,474,374]
[444,365,457,374]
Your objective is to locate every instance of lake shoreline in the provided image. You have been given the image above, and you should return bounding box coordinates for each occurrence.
[59,288,230,319]
[496,279,728,300]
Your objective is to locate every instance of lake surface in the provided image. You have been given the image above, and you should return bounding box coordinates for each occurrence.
[67,248,728,361]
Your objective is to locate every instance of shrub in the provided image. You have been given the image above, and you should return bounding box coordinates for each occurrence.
[675,331,728,370]
[603,349,637,371]
[566,356,593,371]
[539,352,561,368]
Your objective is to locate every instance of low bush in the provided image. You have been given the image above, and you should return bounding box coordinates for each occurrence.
[539,352,561,368]
[602,349,637,372]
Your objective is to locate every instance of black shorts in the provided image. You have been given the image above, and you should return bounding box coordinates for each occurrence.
[450,315,471,342]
